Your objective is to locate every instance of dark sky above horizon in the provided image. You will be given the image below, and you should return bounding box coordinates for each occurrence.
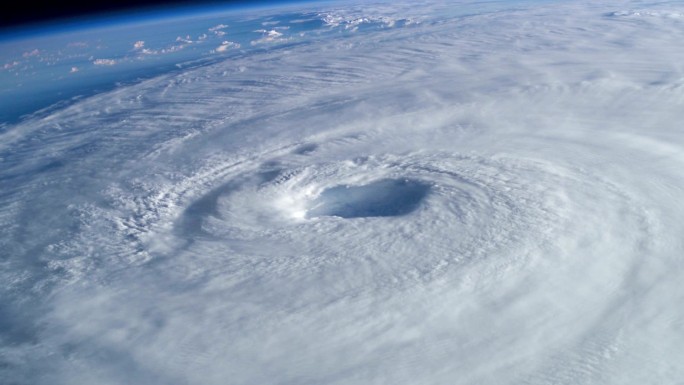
[1,0,308,30]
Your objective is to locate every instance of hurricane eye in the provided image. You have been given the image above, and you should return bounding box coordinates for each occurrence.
[306,179,430,218]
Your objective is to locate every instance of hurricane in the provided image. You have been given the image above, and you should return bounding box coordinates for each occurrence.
[2,0,684,384]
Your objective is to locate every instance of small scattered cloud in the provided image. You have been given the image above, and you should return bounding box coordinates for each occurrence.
[160,45,185,54]
[209,24,228,32]
[259,29,283,38]
[251,29,287,45]
[23,49,40,58]
[3,61,20,70]
[262,21,280,26]
[93,58,116,66]
[133,41,145,50]
[176,35,193,44]
[214,41,240,53]
[210,24,228,37]
[290,18,315,23]
[70,66,79,73]
[319,13,410,30]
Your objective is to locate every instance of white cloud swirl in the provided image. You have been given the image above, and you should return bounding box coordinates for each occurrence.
[2,0,684,384]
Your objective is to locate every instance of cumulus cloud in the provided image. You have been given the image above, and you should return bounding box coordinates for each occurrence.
[22,49,40,58]
[214,41,240,52]
[3,61,20,70]
[175,35,193,44]
[209,23,228,31]
[92,58,116,66]
[250,29,287,45]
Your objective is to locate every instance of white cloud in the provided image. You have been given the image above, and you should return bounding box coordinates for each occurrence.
[250,29,287,45]
[22,49,40,58]
[209,23,228,31]
[3,61,19,70]
[6,2,684,385]
[214,41,240,53]
[92,58,116,66]
[176,35,193,44]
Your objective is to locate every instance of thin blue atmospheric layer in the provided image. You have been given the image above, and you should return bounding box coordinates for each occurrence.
[307,179,431,219]
[0,1,401,126]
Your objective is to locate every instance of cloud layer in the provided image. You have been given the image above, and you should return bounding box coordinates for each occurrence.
[2,1,684,384]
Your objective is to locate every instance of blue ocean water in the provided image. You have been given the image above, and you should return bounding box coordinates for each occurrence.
[0,0,426,126]
[0,0,534,126]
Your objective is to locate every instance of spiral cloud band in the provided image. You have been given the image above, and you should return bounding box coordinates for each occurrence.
[2,0,684,383]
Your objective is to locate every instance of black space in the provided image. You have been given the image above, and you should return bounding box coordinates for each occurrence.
[1,0,279,30]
